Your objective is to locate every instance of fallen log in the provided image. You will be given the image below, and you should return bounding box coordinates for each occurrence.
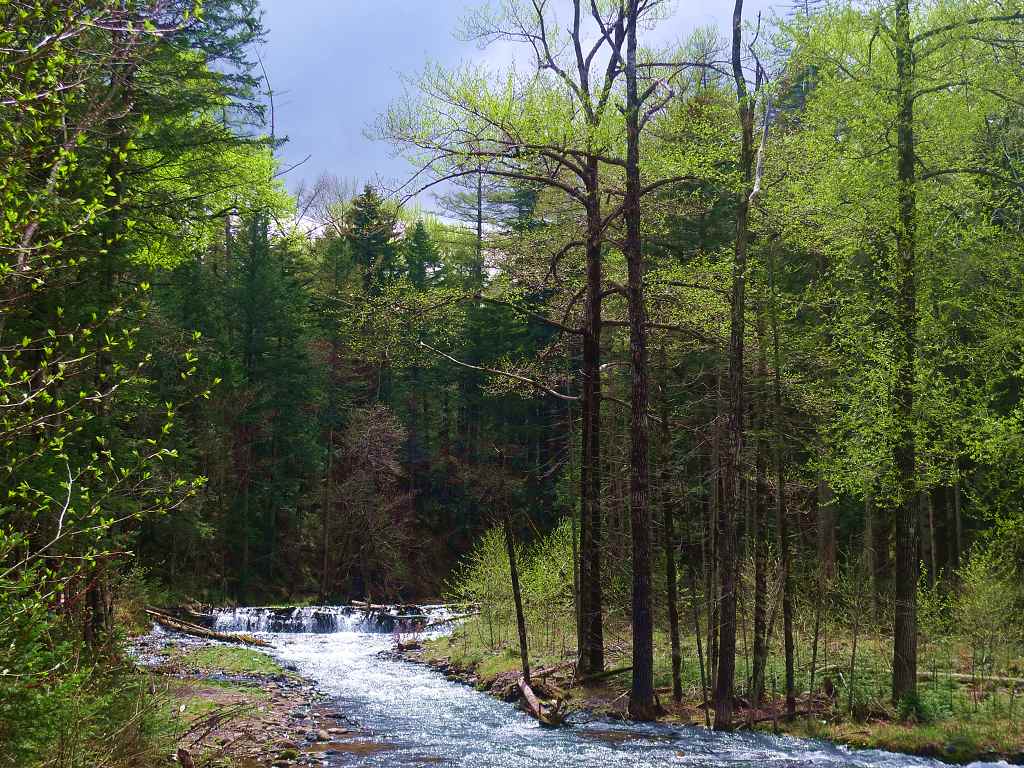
[418,612,479,631]
[919,671,1024,686]
[145,609,271,648]
[738,709,817,728]
[518,676,565,727]
[576,665,633,686]
[351,600,419,612]
[532,660,575,679]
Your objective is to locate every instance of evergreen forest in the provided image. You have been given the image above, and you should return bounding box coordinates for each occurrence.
[3,0,1024,765]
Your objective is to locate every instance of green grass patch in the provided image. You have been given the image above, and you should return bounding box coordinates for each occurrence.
[421,620,570,685]
[177,645,284,676]
[781,714,1024,763]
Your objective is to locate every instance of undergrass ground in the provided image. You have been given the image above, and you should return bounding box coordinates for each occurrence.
[412,615,1024,764]
[147,639,330,767]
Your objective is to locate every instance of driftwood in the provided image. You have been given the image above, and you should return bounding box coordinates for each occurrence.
[145,609,271,648]
[518,676,565,727]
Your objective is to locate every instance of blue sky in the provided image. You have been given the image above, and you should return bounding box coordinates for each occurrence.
[257,0,775,207]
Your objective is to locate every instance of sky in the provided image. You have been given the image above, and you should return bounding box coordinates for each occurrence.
[257,0,775,209]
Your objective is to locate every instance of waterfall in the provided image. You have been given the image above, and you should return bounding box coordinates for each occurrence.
[210,604,454,634]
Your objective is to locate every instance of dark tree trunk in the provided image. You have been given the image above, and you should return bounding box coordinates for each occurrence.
[319,429,334,603]
[750,314,769,706]
[715,0,756,731]
[688,559,712,727]
[84,565,115,650]
[951,475,963,571]
[865,489,877,615]
[817,474,837,582]
[892,0,919,706]
[707,393,721,696]
[661,373,682,702]
[769,242,796,720]
[927,488,938,584]
[665,499,683,703]
[504,515,531,684]
[624,0,657,721]
[578,156,605,675]
[475,168,484,286]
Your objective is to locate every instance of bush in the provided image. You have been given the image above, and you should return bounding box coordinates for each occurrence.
[447,519,576,655]
[954,549,1023,672]
[0,604,173,768]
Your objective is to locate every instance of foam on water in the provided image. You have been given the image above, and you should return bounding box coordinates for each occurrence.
[211,604,454,634]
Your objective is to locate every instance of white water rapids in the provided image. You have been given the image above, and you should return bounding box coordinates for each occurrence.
[205,606,1007,768]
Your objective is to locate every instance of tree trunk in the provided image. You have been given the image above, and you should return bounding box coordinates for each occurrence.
[707,389,721,696]
[768,246,796,719]
[578,156,605,675]
[504,515,530,684]
[688,559,712,728]
[892,0,920,706]
[715,0,756,731]
[475,168,484,286]
[624,0,657,721]
[319,429,334,603]
[817,473,837,582]
[928,488,938,583]
[864,488,877,616]
[661,377,682,702]
[952,475,963,571]
[750,313,769,706]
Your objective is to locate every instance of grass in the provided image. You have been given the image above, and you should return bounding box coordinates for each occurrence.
[785,715,1024,762]
[162,677,265,717]
[176,645,285,676]
[417,614,1024,763]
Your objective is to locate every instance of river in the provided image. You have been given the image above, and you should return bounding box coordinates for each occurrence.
[210,606,997,768]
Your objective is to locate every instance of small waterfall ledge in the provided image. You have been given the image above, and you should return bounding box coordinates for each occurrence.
[209,604,456,634]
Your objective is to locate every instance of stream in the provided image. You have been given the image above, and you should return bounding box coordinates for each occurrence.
[210,606,1000,768]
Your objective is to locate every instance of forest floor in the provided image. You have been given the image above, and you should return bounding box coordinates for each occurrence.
[131,633,369,768]
[397,628,1024,765]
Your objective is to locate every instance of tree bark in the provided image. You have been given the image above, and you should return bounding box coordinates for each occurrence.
[504,515,531,685]
[661,379,683,702]
[891,0,920,707]
[624,0,657,721]
[768,246,796,720]
[319,429,334,603]
[707,390,721,696]
[750,313,769,706]
[578,156,605,675]
[865,488,877,616]
[952,475,963,571]
[715,0,756,731]
[817,473,837,581]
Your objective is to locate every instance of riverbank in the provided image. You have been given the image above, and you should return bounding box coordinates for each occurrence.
[132,632,371,767]
[394,628,1024,765]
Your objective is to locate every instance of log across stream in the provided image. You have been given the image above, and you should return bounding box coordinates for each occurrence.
[197,606,1006,768]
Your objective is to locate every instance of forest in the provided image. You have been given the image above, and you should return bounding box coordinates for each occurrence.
[2,0,1024,766]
